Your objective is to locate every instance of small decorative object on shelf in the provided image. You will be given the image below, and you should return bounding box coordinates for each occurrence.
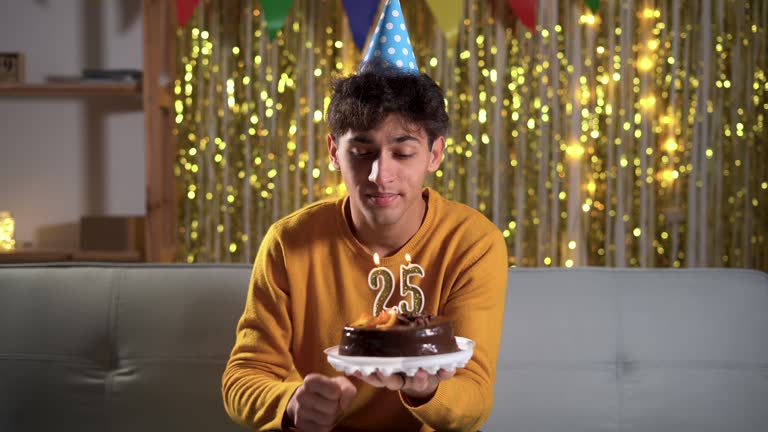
[82,68,142,82]
[0,211,16,251]
[0,53,24,83]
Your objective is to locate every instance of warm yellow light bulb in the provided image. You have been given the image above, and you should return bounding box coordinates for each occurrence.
[664,138,679,153]
[661,169,679,183]
[640,96,657,110]
[638,57,654,71]
[566,144,586,159]
[579,14,597,25]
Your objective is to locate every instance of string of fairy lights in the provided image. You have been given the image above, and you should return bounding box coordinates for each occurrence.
[174,0,767,270]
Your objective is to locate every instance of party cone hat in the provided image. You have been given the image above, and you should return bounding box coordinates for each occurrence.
[360,0,418,73]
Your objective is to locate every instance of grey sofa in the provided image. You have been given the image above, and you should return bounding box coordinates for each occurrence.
[484,268,768,432]
[1,264,767,432]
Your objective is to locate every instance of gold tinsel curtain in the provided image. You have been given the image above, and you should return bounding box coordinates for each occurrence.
[174,0,768,270]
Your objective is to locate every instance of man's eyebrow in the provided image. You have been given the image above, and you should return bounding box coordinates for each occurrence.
[348,133,420,144]
[349,135,373,144]
[393,134,419,143]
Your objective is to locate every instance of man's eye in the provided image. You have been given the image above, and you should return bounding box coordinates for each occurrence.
[394,153,413,159]
[351,150,373,158]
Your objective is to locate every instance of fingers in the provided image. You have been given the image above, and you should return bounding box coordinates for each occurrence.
[405,369,431,393]
[292,408,334,432]
[382,372,406,391]
[374,372,405,391]
[289,388,335,432]
[289,374,358,432]
[437,368,456,381]
[292,385,338,426]
[304,374,358,412]
[401,368,457,399]
[353,368,456,394]
[354,371,406,390]
[333,376,358,410]
[304,373,345,400]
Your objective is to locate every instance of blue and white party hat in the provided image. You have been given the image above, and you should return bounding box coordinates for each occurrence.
[360,0,418,74]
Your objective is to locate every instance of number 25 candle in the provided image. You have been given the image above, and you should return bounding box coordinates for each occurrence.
[368,252,395,316]
[399,253,425,313]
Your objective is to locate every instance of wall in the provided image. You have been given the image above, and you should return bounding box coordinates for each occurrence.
[0,0,145,249]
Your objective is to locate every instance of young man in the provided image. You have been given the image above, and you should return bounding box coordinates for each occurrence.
[222,2,507,431]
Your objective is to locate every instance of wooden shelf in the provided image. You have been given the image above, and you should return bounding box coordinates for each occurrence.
[0,250,71,263]
[0,82,142,97]
[0,0,179,263]
[0,249,143,264]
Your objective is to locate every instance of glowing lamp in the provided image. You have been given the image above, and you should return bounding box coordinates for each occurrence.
[0,211,15,251]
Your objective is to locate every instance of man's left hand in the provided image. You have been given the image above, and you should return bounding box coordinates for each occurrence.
[353,368,455,400]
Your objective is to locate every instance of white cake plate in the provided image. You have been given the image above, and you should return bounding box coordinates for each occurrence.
[324,336,475,377]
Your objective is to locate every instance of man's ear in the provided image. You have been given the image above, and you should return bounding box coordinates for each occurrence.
[327,133,340,169]
[427,136,446,173]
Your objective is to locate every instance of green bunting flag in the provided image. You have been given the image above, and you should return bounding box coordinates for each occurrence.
[585,0,599,13]
[262,0,294,40]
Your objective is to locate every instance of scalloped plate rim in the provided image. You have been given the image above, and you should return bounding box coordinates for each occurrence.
[324,336,475,377]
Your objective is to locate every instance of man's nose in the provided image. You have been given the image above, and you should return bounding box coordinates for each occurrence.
[368,156,394,184]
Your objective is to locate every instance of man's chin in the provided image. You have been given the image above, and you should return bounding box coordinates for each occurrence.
[362,208,400,228]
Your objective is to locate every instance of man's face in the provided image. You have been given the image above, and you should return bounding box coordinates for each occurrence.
[328,114,445,232]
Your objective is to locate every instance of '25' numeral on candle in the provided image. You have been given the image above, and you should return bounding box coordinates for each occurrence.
[368,254,425,316]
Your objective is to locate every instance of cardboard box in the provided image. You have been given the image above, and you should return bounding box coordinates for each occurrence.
[80,216,145,256]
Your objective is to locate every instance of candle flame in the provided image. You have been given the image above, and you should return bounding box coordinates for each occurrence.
[405,253,412,264]
[373,252,380,266]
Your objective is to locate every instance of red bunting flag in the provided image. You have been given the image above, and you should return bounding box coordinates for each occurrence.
[505,0,536,31]
[175,0,201,27]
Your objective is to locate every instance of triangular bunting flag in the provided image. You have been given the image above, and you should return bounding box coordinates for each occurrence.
[505,0,536,31]
[425,0,463,46]
[175,0,201,27]
[585,0,599,13]
[342,0,381,52]
[262,0,295,40]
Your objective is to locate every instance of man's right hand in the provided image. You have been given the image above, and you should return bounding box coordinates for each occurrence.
[285,373,357,431]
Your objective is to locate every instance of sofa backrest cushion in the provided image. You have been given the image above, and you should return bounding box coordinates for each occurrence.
[0,264,252,432]
[484,268,768,432]
[3,264,767,432]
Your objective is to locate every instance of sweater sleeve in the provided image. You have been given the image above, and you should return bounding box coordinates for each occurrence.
[221,226,302,430]
[404,227,509,431]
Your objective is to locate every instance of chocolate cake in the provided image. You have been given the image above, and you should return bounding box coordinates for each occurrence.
[339,310,460,357]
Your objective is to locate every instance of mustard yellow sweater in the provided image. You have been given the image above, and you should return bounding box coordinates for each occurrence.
[222,188,508,431]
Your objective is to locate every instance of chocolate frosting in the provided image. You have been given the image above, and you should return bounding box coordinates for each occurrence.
[339,316,459,357]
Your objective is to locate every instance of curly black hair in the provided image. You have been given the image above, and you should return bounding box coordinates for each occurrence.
[326,65,449,148]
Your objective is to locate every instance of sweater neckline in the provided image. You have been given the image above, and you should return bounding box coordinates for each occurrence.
[336,188,439,266]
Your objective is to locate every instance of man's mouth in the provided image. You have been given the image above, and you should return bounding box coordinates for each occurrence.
[366,192,399,206]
